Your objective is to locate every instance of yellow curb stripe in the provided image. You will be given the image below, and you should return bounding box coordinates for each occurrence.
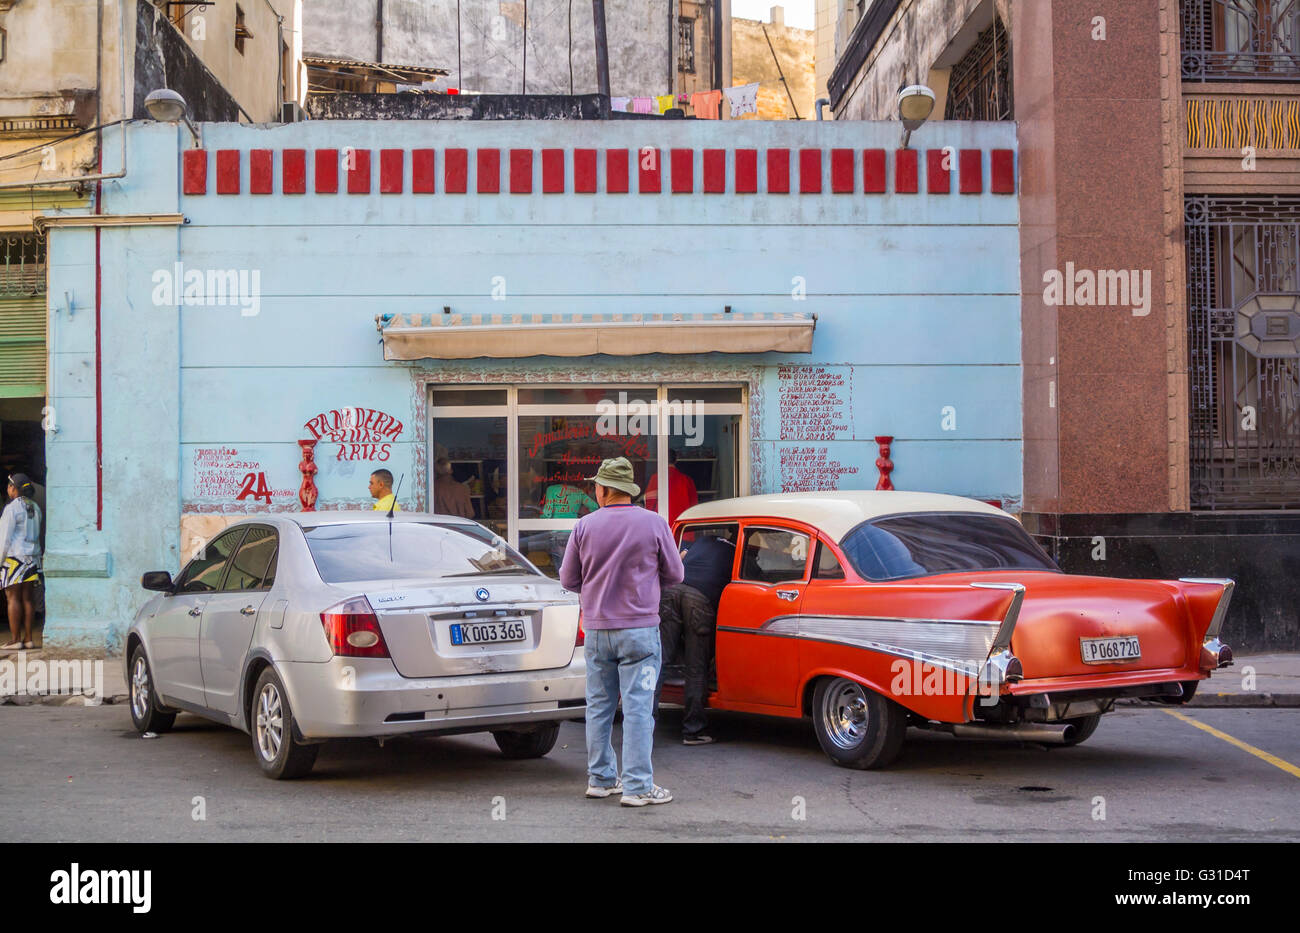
[1162,709,1300,780]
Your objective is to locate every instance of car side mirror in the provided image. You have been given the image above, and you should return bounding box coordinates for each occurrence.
[141,571,173,592]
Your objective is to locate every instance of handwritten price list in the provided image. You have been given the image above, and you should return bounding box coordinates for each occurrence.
[777,366,852,440]
[779,446,862,492]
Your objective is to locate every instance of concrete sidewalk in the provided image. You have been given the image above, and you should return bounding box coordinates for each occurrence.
[1,649,1297,709]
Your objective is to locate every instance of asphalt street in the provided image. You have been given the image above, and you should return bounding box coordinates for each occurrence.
[2,705,1296,842]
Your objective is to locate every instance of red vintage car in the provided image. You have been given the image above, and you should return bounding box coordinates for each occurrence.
[662,491,1234,770]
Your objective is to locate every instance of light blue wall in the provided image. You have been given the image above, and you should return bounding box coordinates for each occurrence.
[44,118,1020,647]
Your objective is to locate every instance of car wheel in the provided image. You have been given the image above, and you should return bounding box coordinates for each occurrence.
[1060,713,1102,747]
[251,668,319,780]
[492,723,561,760]
[812,677,906,770]
[129,646,176,734]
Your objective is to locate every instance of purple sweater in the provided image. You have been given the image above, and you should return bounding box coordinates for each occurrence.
[558,504,684,629]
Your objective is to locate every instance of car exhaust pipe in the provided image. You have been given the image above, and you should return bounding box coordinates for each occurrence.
[948,722,1077,744]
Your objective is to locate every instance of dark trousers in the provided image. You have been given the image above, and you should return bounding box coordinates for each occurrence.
[657,583,717,737]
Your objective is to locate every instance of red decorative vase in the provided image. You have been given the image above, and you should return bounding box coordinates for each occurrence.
[297,439,319,511]
[874,435,895,491]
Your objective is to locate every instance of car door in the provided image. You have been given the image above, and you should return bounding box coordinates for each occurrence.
[200,525,277,717]
[715,523,812,709]
[150,527,249,707]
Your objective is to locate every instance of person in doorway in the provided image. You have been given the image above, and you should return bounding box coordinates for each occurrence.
[0,474,42,651]
[369,469,401,513]
[643,449,698,524]
[560,457,683,807]
[657,528,736,745]
[432,458,472,517]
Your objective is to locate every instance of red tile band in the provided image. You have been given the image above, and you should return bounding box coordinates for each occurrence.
[445,148,468,193]
[477,149,500,193]
[671,148,693,193]
[412,149,435,193]
[703,148,726,193]
[314,149,338,193]
[574,149,598,193]
[542,148,565,193]
[380,148,404,193]
[249,149,272,194]
[895,149,918,194]
[216,149,240,194]
[991,149,1015,193]
[345,148,371,194]
[926,149,950,194]
[831,149,854,193]
[799,148,821,194]
[606,149,629,193]
[182,149,207,195]
[282,149,306,194]
[958,149,982,194]
[638,147,661,193]
[735,149,758,193]
[767,149,790,193]
[863,149,886,193]
[509,149,532,193]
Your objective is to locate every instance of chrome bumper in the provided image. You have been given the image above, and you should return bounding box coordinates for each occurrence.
[282,655,587,740]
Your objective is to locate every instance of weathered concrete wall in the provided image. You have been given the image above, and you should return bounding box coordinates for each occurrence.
[134,0,242,122]
[306,93,609,120]
[302,0,674,98]
[43,117,1020,648]
[832,0,1009,121]
[732,17,814,120]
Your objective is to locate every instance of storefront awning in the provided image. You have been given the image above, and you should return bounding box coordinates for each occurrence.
[375,311,816,360]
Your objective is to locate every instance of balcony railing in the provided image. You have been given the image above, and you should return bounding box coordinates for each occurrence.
[1182,0,1300,81]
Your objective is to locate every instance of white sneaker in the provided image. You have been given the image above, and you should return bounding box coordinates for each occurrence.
[620,785,673,807]
[585,779,623,799]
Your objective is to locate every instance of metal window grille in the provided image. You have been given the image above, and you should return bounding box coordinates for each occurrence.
[0,233,45,299]
[943,15,1013,121]
[1186,196,1300,509]
[678,17,695,74]
[1181,0,1300,81]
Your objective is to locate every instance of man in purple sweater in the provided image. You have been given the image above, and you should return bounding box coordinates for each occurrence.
[560,457,684,807]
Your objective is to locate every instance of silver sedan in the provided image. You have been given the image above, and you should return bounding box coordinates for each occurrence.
[125,513,585,778]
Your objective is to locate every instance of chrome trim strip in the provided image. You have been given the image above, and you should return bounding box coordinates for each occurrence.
[969,582,1025,653]
[752,614,998,676]
[1179,577,1235,639]
[718,624,983,677]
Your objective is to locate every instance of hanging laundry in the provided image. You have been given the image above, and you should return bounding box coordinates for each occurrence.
[632,97,653,114]
[611,96,632,113]
[690,89,723,120]
[723,83,760,118]
[655,94,676,114]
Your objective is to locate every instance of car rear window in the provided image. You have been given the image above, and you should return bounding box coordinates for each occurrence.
[839,513,1058,582]
[301,521,538,584]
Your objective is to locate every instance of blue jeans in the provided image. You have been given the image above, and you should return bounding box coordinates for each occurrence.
[585,626,662,796]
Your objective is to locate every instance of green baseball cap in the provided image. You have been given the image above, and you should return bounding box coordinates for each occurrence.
[586,457,641,498]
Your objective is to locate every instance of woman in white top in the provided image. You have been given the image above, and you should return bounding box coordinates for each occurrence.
[0,473,42,650]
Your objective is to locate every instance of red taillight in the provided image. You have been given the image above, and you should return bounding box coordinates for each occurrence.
[320,596,390,658]
[576,610,585,647]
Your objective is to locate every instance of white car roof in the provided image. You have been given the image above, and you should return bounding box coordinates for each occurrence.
[676,491,1012,542]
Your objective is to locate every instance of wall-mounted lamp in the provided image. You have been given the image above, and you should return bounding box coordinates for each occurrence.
[898,84,935,149]
[144,88,202,148]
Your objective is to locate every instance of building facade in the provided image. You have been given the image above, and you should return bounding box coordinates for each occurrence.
[41,117,1018,648]
[828,0,1300,650]
[732,7,815,120]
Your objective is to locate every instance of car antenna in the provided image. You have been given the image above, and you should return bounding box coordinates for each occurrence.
[388,473,404,562]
